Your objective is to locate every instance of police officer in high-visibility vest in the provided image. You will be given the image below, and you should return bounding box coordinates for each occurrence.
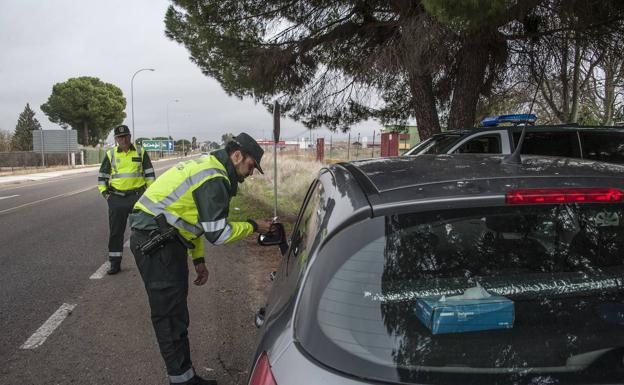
[128,133,271,385]
[98,124,155,275]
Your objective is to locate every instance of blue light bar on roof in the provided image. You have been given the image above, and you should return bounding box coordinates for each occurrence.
[480,114,537,127]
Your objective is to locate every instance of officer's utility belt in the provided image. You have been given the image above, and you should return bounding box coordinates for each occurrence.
[109,186,146,197]
[139,213,195,256]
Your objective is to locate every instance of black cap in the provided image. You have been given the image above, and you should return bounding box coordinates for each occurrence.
[114,124,130,137]
[233,133,264,174]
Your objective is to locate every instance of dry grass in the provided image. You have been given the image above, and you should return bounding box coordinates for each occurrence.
[239,153,324,217]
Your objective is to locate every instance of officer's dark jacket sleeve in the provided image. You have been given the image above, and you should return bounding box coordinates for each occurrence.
[192,176,254,246]
[141,149,155,186]
[97,154,111,195]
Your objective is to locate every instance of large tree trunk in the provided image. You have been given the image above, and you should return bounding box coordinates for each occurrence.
[447,31,492,130]
[569,36,583,123]
[603,63,616,126]
[82,121,89,146]
[407,71,440,140]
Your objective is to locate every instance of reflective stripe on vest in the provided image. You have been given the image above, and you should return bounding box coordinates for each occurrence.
[200,218,227,232]
[138,196,204,236]
[213,224,232,245]
[150,167,226,208]
[111,172,143,179]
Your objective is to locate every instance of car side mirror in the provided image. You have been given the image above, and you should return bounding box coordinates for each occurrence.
[258,222,288,255]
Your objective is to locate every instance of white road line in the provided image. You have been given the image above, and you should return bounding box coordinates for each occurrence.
[0,194,19,200]
[20,303,77,349]
[89,262,110,280]
[0,186,94,215]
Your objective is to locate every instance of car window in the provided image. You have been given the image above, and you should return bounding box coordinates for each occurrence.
[580,132,624,163]
[288,180,326,277]
[513,131,581,158]
[454,134,502,154]
[418,134,462,154]
[402,137,432,155]
[297,203,624,384]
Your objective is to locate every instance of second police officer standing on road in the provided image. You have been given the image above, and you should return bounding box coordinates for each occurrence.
[97,124,155,275]
[128,133,272,385]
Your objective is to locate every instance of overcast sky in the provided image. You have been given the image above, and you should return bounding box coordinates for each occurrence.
[0,0,386,144]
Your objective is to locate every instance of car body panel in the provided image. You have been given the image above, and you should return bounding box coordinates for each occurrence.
[271,343,376,385]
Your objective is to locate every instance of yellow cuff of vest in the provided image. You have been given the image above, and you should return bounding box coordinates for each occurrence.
[247,219,258,232]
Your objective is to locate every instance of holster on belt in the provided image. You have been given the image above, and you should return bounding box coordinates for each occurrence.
[139,214,195,256]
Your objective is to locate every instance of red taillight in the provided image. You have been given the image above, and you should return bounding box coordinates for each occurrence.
[249,352,277,385]
[506,188,624,204]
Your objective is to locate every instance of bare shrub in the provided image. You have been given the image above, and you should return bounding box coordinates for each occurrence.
[239,153,323,216]
[0,129,12,152]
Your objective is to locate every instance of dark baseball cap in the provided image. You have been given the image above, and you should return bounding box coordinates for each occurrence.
[233,133,264,174]
[114,124,131,137]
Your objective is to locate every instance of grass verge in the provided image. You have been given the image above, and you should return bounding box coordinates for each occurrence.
[230,153,323,225]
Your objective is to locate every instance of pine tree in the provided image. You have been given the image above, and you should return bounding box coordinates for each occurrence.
[11,103,42,151]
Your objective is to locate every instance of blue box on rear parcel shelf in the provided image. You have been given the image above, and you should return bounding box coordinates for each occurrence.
[415,296,515,335]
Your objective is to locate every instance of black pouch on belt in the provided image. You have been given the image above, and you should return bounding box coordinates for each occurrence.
[139,214,195,256]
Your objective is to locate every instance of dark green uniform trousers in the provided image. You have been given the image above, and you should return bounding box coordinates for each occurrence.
[130,229,195,382]
[108,192,140,262]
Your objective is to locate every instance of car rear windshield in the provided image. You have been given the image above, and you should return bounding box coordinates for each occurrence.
[297,203,624,385]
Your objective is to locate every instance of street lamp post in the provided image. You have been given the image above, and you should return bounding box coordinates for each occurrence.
[131,68,155,140]
[167,99,180,155]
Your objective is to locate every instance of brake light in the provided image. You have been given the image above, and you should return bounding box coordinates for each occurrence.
[506,188,623,204]
[249,352,277,385]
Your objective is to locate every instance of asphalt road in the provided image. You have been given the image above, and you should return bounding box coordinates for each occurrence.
[0,157,281,385]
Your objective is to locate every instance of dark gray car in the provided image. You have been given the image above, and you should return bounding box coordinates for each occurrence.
[248,154,624,385]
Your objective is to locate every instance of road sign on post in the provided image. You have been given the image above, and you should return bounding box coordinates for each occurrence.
[142,140,160,151]
[142,140,174,152]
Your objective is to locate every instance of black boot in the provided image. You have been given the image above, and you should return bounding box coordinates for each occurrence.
[172,375,217,385]
[107,260,121,275]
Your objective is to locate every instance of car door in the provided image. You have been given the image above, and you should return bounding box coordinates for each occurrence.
[264,179,326,317]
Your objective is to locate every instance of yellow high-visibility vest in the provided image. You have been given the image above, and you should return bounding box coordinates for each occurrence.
[134,155,252,258]
[107,146,149,191]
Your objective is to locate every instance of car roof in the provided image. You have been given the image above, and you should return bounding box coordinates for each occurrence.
[327,155,624,217]
[346,155,623,192]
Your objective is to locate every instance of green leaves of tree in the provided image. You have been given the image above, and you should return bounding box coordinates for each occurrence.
[165,0,624,139]
[40,77,126,146]
[422,0,515,30]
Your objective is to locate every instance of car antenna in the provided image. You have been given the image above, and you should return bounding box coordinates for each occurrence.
[502,60,545,165]
[502,125,527,164]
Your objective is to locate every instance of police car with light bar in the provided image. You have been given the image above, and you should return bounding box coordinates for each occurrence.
[403,114,624,164]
